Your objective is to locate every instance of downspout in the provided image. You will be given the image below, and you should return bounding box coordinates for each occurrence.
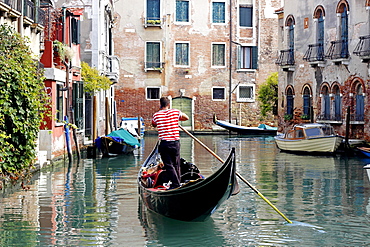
[228,0,233,123]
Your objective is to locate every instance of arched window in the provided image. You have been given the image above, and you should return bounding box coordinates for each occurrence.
[321,85,330,120]
[314,6,325,60]
[286,16,295,64]
[355,83,364,121]
[286,87,294,117]
[332,84,342,121]
[337,1,349,58]
[302,86,311,119]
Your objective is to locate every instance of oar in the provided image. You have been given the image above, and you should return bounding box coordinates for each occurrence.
[179,125,292,224]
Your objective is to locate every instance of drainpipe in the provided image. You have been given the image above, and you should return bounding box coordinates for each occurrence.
[228,0,233,123]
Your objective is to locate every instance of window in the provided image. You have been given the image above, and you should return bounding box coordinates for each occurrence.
[286,87,294,117]
[333,85,342,121]
[239,6,252,27]
[237,84,255,102]
[237,46,258,69]
[146,87,161,100]
[212,87,226,100]
[355,83,364,121]
[73,81,84,129]
[176,0,189,22]
[175,42,189,66]
[147,0,160,21]
[71,18,80,44]
[212,2,225,23]
[212,43,226,67]
[145,42,162,70]
[321,85,330,119]
[302,86,311,118]
[56,83,64,122]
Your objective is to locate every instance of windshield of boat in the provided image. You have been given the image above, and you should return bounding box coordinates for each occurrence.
[305,127,322,137]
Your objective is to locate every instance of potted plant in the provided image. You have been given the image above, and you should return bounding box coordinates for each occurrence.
[284,114,293,121]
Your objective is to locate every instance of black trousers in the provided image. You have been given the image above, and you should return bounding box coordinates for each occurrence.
[158,140,181,188]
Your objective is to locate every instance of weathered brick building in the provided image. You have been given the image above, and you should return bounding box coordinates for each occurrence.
[114,0,281,130]
[276,0,370,141]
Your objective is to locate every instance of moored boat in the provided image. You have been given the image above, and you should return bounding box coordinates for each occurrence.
[213,115,277,135]
[274,123,344,153]
[357,147,370,158]
[138,142,239,222]
[120,117,145,138]
[95,128,141,157]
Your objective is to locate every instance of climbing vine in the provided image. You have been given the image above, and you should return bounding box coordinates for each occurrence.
[81,61,111,93]
[258,72,278,117]
[0,24,49,177]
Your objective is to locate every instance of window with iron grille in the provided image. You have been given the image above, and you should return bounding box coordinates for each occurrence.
[146,42,161,69]
[237,84,255,102]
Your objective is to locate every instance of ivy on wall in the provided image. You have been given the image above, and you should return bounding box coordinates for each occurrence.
[81,61,111,93]
[0,25,49,177]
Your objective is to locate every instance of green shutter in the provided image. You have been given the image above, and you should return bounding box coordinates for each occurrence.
[252,46,258,69]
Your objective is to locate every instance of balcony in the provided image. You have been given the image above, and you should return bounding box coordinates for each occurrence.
[350,113,365,124]
[275,49,295,71]
[303,43,325,67]
[354,35,370,62]
[144,17,163,28]
[105,55,120,83]
[144,62,164,72]
[325,40,349,65]
[316,113,342,124]
[0,0,22,19]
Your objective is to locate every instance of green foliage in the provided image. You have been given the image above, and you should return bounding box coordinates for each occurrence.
[53,40,74,61]
[0,24,49,176]
[257,72,278,117]
[81,61,111,93]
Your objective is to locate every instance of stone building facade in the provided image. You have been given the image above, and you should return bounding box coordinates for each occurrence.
[114,0,281,130]
[276,0,370,141]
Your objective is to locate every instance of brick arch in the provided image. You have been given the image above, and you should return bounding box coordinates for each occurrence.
[313,5,326,18]
[350,77,365,94]
[301,84,312,95]
[336,0,349,13]
[285,15,295,26]
[320,82,331,94]
[285,85,295,95]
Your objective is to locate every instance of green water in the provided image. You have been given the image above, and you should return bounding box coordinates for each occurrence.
[0,135,369,246]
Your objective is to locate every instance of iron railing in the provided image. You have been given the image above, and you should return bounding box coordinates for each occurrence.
[303,43,325,62]
[354,35,370,57]
[325,40,349,59]
[275,49,294,66]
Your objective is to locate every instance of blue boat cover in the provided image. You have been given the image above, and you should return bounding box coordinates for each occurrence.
[95,128,140,150]
[257,124,278,130]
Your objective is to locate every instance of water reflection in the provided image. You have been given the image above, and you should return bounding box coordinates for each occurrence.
[0,135,370,246]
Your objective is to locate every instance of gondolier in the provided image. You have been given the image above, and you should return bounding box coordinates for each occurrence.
[152,96,189,189]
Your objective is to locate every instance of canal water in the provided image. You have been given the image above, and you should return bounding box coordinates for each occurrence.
[1,135,370,246]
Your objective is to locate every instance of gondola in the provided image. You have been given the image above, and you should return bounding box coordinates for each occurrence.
[138,142,239,222]
[213,114,277,135]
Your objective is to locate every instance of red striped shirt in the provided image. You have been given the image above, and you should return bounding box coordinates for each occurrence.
[152,109,181,141]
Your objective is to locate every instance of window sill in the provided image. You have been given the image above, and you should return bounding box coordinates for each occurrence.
[236,99,255,103]
[236,69,256,73]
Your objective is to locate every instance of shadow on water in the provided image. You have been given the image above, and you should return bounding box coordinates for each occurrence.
[138,199,227,246]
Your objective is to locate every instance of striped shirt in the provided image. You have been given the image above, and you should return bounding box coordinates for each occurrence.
[152,109,181,141]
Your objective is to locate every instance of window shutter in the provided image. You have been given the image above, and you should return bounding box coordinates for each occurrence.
[252,46,258,69]
[236,45,241,69]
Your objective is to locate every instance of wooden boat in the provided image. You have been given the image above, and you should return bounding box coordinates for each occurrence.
[95,128,141,157]
[357,147,370,158]
[213,114,277,135]
[138,142,239,222]
[364,164,370,183]
[274,123,344,153]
